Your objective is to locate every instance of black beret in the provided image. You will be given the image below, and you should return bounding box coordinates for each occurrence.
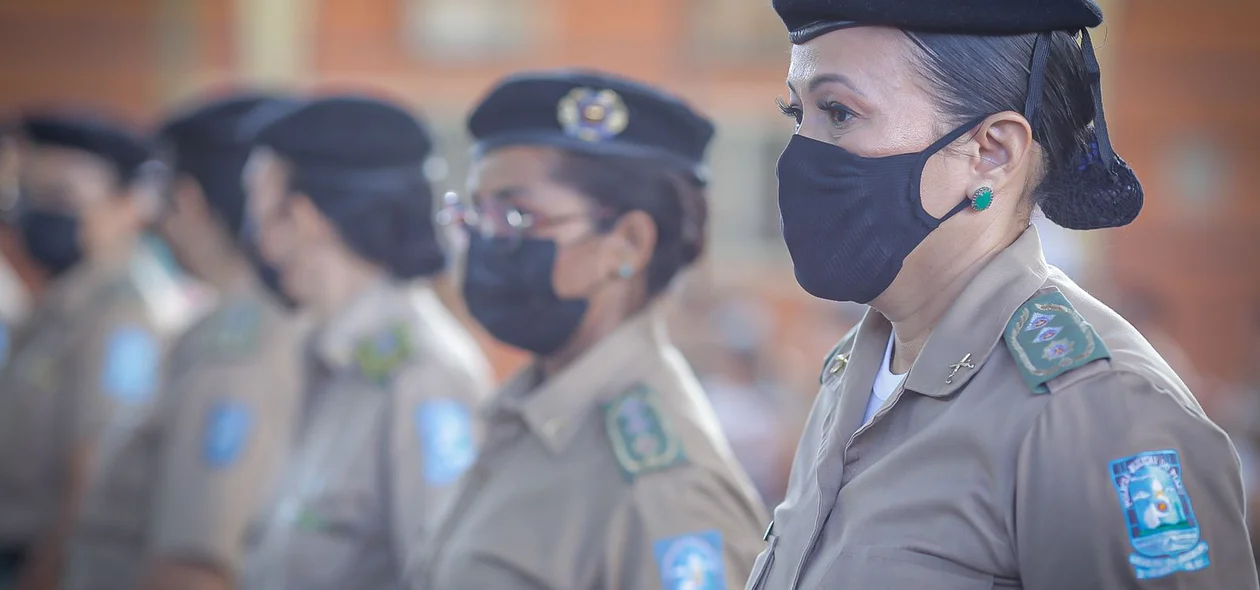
[775,0,1103,43]
[251,95,432,175]
[468,70,716,184]
[158,92,293,155]
[20,113,151,183]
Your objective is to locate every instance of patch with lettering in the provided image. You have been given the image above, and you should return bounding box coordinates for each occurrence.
[354,322,413,386]
[653,530,726,590]
[100,325,159,402]
[1004,290,1110,394]
[602,383,687,481]
[202,400,253,468]
[416,399,476,486]
[1109,449,1210,579]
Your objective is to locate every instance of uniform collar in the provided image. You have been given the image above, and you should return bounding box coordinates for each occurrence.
[311,277,408,371]
[903,225,1051,397]
[494,306,667,453]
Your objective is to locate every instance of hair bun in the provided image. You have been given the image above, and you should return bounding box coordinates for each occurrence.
[1039,127,1144,230]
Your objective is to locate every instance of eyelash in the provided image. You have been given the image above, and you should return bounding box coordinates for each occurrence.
[775,97,855,129]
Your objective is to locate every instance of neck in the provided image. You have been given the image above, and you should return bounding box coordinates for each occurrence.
[539,280,646,379]
[876,226,1023,373]
[313,257,383,325]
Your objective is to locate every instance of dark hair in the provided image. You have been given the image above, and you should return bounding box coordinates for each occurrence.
[290,174,446,279]
[174,151,251,238]
[904,31,1095,215]
[548,151,708,297]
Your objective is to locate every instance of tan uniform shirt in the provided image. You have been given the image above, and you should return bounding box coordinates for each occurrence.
[242,279,491,590]
[421,309,769,590]
[0,254,165,549]
[59,284,306,590]
[746,227,1258,590]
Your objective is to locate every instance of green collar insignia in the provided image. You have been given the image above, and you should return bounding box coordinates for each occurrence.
[199,300,263,358]
[353,323,414,386]
[1004,290,1111,394]
[602,383,687,481]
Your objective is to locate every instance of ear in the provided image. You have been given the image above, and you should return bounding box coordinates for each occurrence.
[604,209,657,279]
[970,112,1034,194]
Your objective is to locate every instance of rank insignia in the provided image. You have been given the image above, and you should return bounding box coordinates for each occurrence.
[354,322,413,386]
[558,87,630,142]
[1109,449,1210,579]
[1004,290,1110,394]
[198,300,262,358]
[653,530,726,590]
[603,383,686,481]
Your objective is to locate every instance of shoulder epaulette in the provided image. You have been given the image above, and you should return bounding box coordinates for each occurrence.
[1004,289,1111,394]
[195,299,263,358]
[353,322,414,386]
[602,382,687,482]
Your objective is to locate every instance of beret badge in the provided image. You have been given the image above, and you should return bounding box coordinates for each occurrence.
[557,87,629,142]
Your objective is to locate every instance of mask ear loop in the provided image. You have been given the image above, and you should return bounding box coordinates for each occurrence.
[922,114,994,224]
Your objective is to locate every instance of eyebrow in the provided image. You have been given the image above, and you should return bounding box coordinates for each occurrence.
[787,72,868,98]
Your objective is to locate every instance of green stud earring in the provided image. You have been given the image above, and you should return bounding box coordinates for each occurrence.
[970,186,994,211]
[618,263,635,279]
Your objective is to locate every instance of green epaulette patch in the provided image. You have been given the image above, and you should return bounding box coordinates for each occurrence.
[353,322,414,386]
[602,383,687,482]
[197,300,263,357]
[1004,290,1111,394]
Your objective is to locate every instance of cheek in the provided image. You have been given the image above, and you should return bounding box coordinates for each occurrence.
[918,151,971,218]
[549,242,598,298]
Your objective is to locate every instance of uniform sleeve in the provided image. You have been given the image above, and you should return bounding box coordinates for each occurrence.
[147,342,297,576]
[1015,370,1260,590]
[389,361,489,577]
[601,468,766,590]
[66,304,162,445]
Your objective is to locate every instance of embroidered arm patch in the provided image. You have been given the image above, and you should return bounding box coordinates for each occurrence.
[416,399,476,486]
[652,530,726,590]
[1004,290,1111,394]
[202,400,253,468]
[602,383,687,482]
[1109,449,1210,580]
[100,325,159,402]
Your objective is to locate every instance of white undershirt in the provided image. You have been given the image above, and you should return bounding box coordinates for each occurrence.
[863,334,907,425]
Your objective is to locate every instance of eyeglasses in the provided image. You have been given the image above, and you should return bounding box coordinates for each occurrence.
[435,191,611,245]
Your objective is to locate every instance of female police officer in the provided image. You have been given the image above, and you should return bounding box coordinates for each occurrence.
[236,94,492,590]
[749,0,1259,589]
[420,70,767,590]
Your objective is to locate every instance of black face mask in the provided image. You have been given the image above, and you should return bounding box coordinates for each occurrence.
[776,116,985,304]
[18,208,83,277]
[462,234,588,356]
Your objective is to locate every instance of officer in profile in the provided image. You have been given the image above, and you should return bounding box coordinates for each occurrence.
[751,0,1258,587]
[53,93,308,590]
[238,94,491,590]
[0,113,167,590]
[419,69,768,590]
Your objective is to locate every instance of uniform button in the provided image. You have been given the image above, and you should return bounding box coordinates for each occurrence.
[828,353,849,375]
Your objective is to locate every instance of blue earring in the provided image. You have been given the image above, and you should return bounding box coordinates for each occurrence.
[618,263,634,279]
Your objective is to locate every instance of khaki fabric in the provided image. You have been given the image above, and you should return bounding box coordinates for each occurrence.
[241,279,491,590]
[59,284,305,590]
[420,308,768,590]
[0,254,165,549]
[746,227,1258,590]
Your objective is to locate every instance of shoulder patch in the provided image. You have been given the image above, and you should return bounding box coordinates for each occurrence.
[652,530,726,590]
[196,300,263,358]
[354,322,414,386]
[1108,449,1210,579]
[602,383,687,482]
[415,398,477,486]
[100,325,159,402]
[202,400,253,468]
[1004,290,1110,394]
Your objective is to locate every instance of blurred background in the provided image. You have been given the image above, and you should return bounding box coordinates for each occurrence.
[0,0,1257,512]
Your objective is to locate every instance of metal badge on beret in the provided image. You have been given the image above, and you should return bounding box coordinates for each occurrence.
[557,87,629,142]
